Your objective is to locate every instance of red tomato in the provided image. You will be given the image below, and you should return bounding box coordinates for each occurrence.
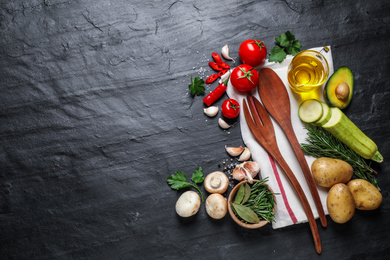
[238,39,267,67]
[221,99,240,119]
[230,64,259,92]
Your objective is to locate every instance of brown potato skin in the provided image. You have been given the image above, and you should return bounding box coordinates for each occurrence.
[347,179,382,210]
[311,157,353,188]
[327,183,355,224]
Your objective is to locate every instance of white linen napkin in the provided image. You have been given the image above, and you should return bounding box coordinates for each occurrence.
[226,46,334,229]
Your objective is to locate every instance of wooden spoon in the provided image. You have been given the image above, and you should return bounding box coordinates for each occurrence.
[258,68,327,227]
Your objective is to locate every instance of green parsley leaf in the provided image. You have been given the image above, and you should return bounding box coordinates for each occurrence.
[276,33,289,48]
[191,167,204,184]
[288,40,302,56]
[268,45,287,63]
[167,171,191,190]
[269,31,301,63]
[285,31,296,41]
[166,168,205,202]
[188,75,205,96]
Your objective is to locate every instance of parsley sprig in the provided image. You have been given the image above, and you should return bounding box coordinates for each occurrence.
[188,75,205,96]
[269,31,302,63]
[167,167,205,201]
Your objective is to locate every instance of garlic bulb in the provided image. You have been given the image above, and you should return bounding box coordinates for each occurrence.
[204,106,219,117]
[232,161,260,184]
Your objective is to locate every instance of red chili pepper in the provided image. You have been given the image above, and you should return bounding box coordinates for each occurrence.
[212,52,223,64]
[203,77,229,106]
[218,69,229,78]
[220,62,230,69]
[205,74,218,84]
[209,62,223,71]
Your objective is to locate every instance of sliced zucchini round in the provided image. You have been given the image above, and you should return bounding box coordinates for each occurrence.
[315,102,332,126]
[298,99,323,123]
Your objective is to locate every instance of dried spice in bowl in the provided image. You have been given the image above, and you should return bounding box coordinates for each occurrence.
[228,178,276,229]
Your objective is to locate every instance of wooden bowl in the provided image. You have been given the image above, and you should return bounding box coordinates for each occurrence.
[228,180,276,229]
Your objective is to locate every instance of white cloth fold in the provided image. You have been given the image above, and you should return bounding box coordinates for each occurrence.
[226,46,334,229]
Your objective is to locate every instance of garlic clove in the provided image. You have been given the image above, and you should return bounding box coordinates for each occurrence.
[238,147,251,161]
[204,106,219,117]
[221,45,235,62]
[218,118,231,129]
[225,146,244,157]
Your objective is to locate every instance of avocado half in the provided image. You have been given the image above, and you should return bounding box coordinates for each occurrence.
[324,67,353,109]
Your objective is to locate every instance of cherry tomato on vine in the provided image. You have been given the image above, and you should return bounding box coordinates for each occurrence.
[230,64,259,92]
[238,39,267,67]
[221,99,240,119]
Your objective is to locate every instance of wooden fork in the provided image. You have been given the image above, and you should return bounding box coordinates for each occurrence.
[243,95,321,254]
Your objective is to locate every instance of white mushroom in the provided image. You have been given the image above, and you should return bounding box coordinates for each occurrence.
[175,191,201,217]
[232,161,260,184]
[205,194,228,219]
[204,171,229,194]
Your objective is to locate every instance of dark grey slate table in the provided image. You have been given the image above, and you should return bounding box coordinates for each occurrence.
[1,0,389,259]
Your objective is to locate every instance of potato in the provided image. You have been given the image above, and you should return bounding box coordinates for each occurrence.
[311,157,353,188]
[327,183,355,223]
[347,179,382,210]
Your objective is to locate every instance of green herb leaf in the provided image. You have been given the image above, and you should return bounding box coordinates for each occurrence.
[285,30,296,41]
[268,45,287,63]
[188,75,205,96]
[241,183,252,204]
[234,184,245,204]
[167,168,205,202]
[191,167,205,184]
[167,171,191,190]
[288,40,302,55]
[276,33,289,47]
[231,203,260,224]
[269,31,301,63]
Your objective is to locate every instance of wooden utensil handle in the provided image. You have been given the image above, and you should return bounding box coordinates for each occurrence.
[282,121,327,227]
[271,148,322,254]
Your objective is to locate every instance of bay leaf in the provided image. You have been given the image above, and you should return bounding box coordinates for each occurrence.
[234,184,245,204]
[241,183,251,204]
[231,203,260,224]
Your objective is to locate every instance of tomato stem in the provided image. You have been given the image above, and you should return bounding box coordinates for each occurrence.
[237,67,255,84]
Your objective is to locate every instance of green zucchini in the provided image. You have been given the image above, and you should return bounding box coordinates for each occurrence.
[298,99,323,123]
[315,102,332,126]
[322,107,383,163]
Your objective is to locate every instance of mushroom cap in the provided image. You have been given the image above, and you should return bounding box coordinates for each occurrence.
[175,191,201,218]
[206,193,228,219]
[204,171,229,194]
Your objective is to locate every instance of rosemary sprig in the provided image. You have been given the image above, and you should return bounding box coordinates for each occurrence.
[243,178,276,223]
[300,124,378,188]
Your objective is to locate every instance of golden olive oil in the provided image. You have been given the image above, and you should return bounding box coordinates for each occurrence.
[288,50,329,94]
